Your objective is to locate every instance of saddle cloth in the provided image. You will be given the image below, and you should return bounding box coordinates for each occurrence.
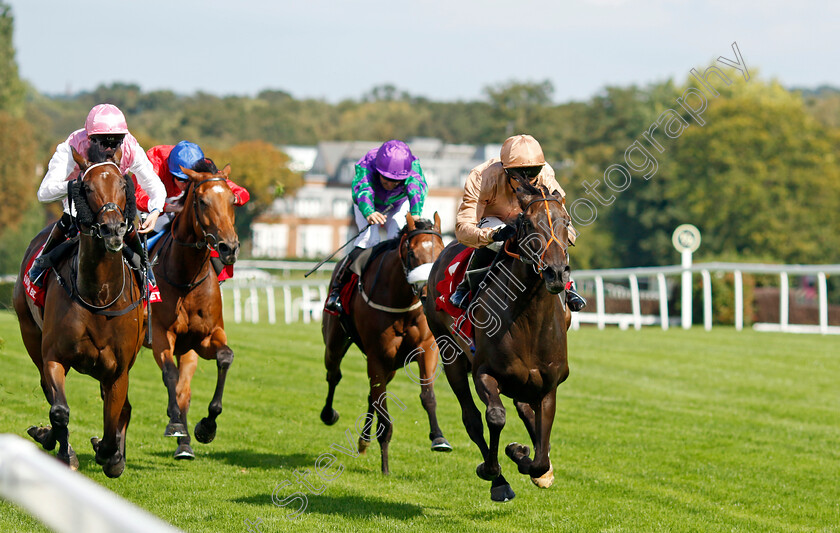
[435,247,475,343]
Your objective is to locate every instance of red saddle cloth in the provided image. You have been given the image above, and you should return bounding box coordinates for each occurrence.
[323,273,359,317]
[22,244,47,308]
[435,247,475,342]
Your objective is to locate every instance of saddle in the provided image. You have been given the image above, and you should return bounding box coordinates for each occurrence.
[435,247,476,346]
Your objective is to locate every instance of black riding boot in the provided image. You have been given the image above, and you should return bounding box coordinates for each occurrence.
[125,228,156,287]
[566,280,587,311]
[28,213,73,287]
[449,247,496,310]
[324,248,361,314]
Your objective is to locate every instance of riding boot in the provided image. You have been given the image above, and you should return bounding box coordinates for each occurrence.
[449,247,496,310]
[125,228,156,287]
[324,248,361,314]
[28,213,73,287]
[566,280,587,312]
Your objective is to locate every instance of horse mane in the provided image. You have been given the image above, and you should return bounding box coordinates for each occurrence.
[399,217,435,236]
[192,158,218,174]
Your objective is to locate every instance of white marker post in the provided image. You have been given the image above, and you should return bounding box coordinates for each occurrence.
[672,224,701,330]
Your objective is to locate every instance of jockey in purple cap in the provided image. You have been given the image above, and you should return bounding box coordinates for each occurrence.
[324,139,428,314]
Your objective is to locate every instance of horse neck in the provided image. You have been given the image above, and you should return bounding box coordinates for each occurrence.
[169,197,210,275]
[496,257,563,328]
[369,248,414,306]
[76,234,127,305]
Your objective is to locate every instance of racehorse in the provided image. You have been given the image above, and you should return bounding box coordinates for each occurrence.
[13,147,144,477]
[423,183,572,501]
[147,161,240,459]
[320,214,452,475]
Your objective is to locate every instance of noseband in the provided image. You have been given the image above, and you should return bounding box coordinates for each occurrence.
[504,190,570,276]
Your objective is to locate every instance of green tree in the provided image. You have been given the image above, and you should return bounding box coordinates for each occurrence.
[206,141,302,241]
[0,2,24,116]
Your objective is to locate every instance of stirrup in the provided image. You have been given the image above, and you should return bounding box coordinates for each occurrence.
[567,289,587,312]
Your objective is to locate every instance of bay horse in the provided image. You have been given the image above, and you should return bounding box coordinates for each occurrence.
[423,183,573,501]
[147,162,240,459]
[13,147,144,478]
[320,213,452,475]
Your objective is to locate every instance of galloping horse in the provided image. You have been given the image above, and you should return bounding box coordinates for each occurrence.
[320,214,451,474]
[147,162,240,459]
[13,147,145,477]
[424,183,572,501]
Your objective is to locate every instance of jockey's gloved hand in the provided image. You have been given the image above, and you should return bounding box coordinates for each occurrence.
[492,225,516,242]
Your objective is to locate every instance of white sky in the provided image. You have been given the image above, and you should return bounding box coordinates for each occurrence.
[6,0,839,103]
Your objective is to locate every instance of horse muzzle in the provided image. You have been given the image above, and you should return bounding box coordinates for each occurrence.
[543,265,570,295]
[216,240,240,265]
[97,222,128,253]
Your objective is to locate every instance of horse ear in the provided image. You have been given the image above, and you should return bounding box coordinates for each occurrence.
[433,211,441,233]
[112,147,123,167]
[406,213,416,232]
[221,164,231,178]
[181,166,200,181]
[71,147,90,171]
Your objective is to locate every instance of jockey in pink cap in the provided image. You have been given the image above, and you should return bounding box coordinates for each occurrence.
[28,104,166,287]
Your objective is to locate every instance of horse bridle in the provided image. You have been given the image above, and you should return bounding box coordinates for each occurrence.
[74,162,129,239]
[172,176,228,251]
[504,190,570,275]
[399,227,443,296]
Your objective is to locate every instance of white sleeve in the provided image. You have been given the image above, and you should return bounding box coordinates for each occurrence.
[128,148,166,213]
[37,141,76,203]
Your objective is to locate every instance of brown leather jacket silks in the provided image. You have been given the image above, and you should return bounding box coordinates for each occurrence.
[455,158,577,248]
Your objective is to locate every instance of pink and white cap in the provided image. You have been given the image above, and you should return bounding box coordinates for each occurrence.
[84,104,129,135]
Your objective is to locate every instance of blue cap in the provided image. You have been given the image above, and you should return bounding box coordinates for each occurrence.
[168,141,205,181]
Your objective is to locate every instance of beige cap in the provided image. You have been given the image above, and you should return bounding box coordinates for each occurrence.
[500,134,546,169]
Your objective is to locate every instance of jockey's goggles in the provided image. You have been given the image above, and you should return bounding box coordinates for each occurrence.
[90,134,126,150]
[505,166,543,182]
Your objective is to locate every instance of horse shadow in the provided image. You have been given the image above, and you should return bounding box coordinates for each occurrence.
[231,492,424,520]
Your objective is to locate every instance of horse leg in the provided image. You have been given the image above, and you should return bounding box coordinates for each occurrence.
[442,352,490,462]
[321,315,351,426]
[506,400,538,475]
[474,369,515,502]
[194,328,234,444]
[367,371,396,476]
[154,330,186,437]
[528,390,557,488]
[29,360,78,470]
[94,372,128,478]
[416,339,451,452]
[174,351,198,459]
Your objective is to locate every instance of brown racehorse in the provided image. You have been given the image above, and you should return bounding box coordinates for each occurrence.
[320,214,452,475]
[13,147,145,478]
[423,183,573,501]
[147,163,240,459]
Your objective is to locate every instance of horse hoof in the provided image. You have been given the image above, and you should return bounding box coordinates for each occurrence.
[531,463,554,488]
[490,482,515,502]
[27,426,56,451]
[57,445,79,471]
[358,438,371,454]
[430,437,453,452]
[476,462,499,481]
[505,442,530,460]
[320,407,340,426]
[194,418,217,444]
[103,452,126,479]
[174,443,195,460]
[164,422,188,438]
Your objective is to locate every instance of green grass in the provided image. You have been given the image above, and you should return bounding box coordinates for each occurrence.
[1,310,838,532]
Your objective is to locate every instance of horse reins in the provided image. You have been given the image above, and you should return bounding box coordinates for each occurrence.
[159,176,229,291]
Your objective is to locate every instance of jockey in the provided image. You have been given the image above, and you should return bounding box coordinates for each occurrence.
[449,134,587,311]
[324,139,428,314]
[135,140,250,276]
[28,104,166,287]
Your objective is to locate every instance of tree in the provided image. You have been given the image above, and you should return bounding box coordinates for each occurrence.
[206,141,303,240]
[0,2,24,116]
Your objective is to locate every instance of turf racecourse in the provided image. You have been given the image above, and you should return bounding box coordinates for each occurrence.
[0,310,838,532]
